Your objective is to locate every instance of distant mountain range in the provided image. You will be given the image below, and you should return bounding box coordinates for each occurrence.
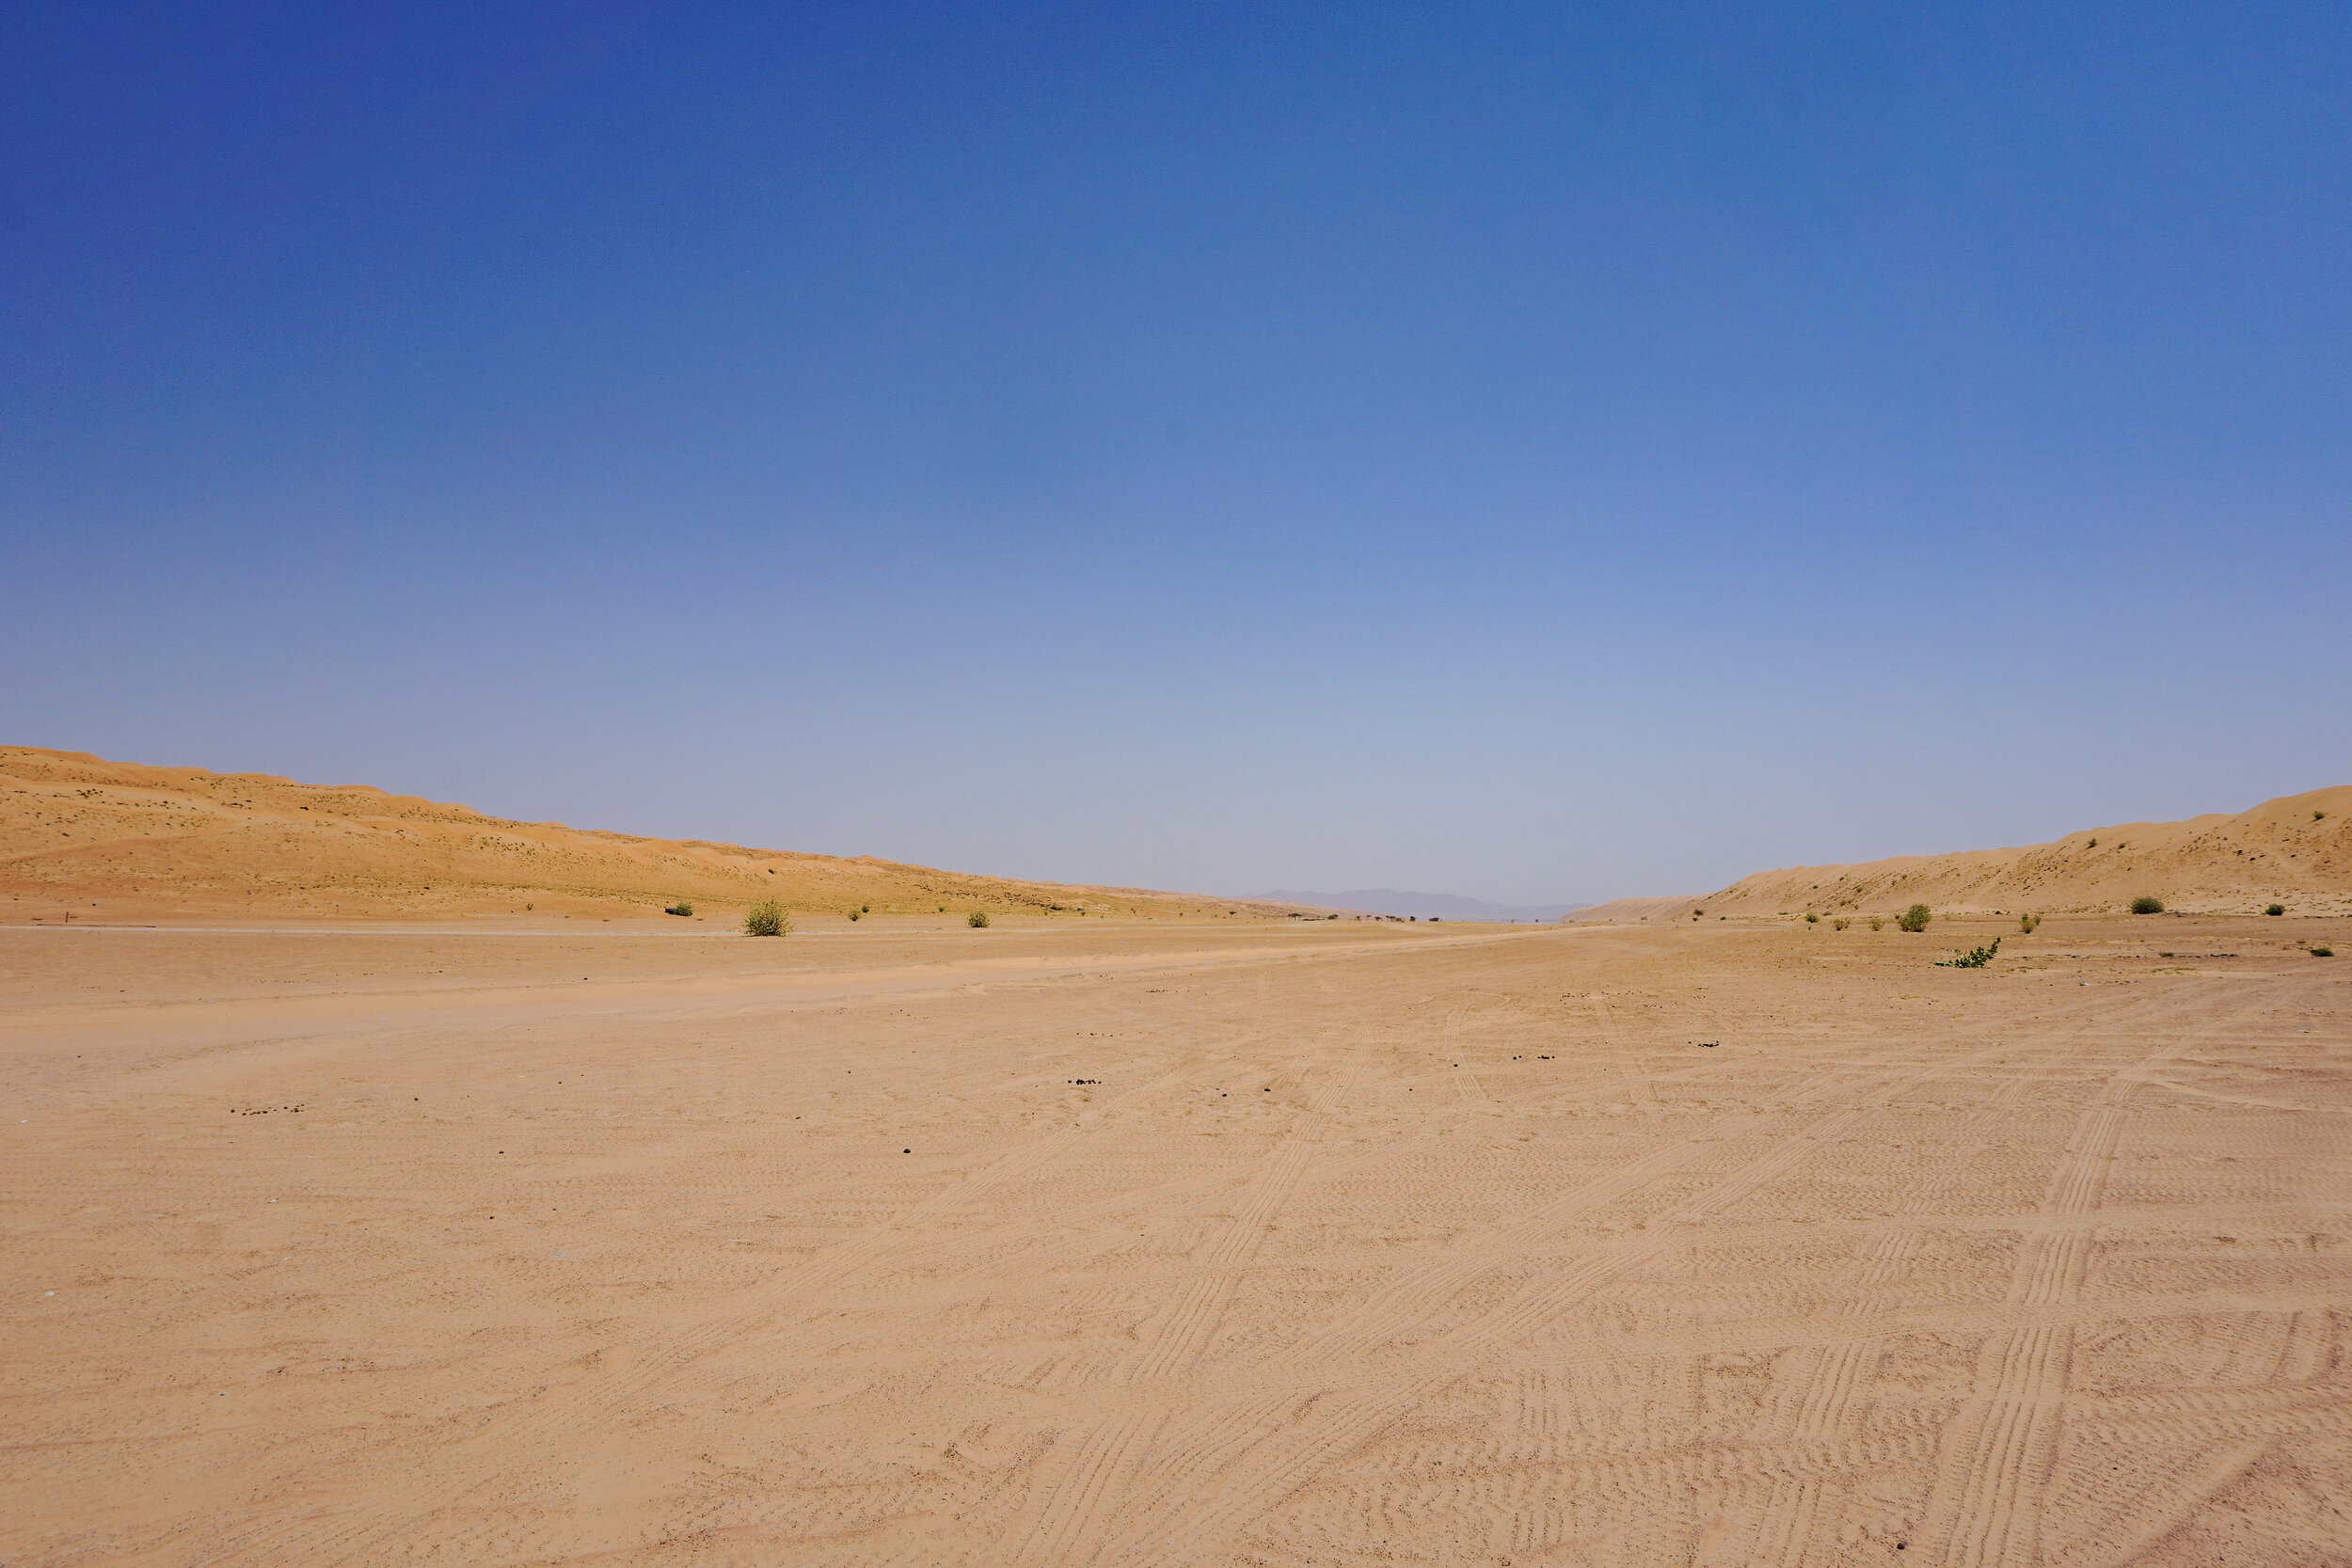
[1255,889,1581,922]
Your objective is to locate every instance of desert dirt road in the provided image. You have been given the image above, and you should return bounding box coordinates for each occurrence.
[5,913,2348,1565]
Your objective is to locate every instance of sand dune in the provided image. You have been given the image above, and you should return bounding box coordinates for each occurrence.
[0,747,1299,925]
[1693,785,2352,918]
[1559,894,1705,924]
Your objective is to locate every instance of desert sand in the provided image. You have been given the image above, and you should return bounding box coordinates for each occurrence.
[7,900,2350,1566]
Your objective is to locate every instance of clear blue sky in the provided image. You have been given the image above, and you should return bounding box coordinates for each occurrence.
[5,3,2347,904]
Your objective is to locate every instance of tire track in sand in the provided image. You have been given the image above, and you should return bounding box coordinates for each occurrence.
[1728,988,2282,1568]
[1722,1068,2042,1568]
[1588,992,1654,1108]
[999,1057,1360,1568]
[2044,1308,2334,1568]
[210,1053,1240,1567]
[1061,1029,2054,1567]
[1912,1037,2187,1568]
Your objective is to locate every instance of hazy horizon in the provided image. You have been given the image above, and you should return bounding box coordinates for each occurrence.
[6,4,2347,905]
[1257,890,1588,922]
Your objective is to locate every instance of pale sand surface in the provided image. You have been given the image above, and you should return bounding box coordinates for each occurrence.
[7,913,2350,1565]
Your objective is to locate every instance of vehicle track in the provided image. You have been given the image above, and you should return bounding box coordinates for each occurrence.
[201,1051,1247,1566]
[1058,1025,2074,1566]
[1914,1037,2190,1567]
[998,1056,1361,1565]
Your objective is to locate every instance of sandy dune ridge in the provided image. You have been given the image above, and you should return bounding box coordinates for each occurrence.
[1675,786,2349,920]
[0,747,1310,924]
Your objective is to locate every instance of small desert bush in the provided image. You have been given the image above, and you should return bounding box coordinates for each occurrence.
[1869,916,1884,932]
[665,900,693,917]
[1898,904,1931,933]
[2266,903,2286,916]
[744,900,789,937]
[2314,946,2335,958]
[1804,911,1820,924]
[1938,937,2002,969]
[1833,917,1850,930]
[2130,895,2164,915]
[967,910,991,927]
[2019,913,2041,933]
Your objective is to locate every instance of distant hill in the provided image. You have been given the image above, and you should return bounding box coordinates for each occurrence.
[1257,888,1580,922]
[1700,786,2352,917]
[0,747,1312,923]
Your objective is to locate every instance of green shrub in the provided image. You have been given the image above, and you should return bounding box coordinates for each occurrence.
[967,910,991,927]
[1804,911,1820,924]
[2314,946,2335,958]
[2019,912,2041,933]
[744,901,789,937]
[664,901,693,917]
[847,907,861,920]
[2316,811,2328,822]
[2130,895,2164,914]
[2266,903,2285,916]
[1937,937,2002,969]
[1869,916,1884,932]
[1898,904,1931,932]
[1833,917,1850,931]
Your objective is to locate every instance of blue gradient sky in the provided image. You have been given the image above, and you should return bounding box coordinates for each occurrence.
[5,3,2347,904]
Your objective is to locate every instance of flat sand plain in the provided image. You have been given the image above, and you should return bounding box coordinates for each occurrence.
[6,912,2349,1566]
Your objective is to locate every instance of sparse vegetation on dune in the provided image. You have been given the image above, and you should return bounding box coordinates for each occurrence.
[1688,786,2351,918]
